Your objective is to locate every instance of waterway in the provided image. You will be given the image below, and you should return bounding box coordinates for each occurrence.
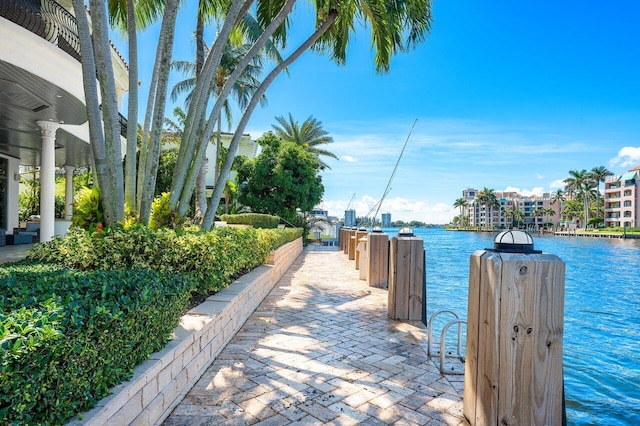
[386,227,639,426]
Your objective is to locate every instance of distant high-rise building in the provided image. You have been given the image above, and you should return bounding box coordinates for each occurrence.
[344,209,356,226]
[381,213,392,227]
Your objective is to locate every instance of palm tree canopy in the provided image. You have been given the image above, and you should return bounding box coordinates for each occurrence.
[272,114,338,169]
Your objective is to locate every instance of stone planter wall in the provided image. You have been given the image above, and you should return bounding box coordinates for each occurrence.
[71,238,303,426]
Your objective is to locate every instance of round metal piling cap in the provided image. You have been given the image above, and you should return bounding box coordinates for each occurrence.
[490,230,541,254]
[372,226,383,233]
[398,227,414,237]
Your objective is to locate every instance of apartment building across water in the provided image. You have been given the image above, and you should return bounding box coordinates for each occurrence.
[462,189,562,229]
[604,166,640,228]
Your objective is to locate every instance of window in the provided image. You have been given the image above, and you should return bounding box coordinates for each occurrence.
[624,201,632,207]
[0,158,6,229]
[624,190,632,196]
[624,211,632,218]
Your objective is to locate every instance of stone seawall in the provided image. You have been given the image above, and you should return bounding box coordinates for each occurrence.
[70,238,303,426]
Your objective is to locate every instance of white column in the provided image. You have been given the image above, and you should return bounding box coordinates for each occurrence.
[64,165,75,220]
[36,121,60,242]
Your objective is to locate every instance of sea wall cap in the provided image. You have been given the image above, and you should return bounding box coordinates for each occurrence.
[490,230,541,254]
[398,227,414,237]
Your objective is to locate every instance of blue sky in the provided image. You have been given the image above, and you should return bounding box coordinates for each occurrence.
[112,0,640,223]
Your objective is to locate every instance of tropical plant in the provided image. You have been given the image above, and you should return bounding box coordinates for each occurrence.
[170,40,266,217]
[75,0,433,230]
[453,198,467,228]
[590,166,612,223]
[236,133,324,223]
[271,114,338,169]
[564,169,597,228]
[476,188,499,230]
[71,186,104,231]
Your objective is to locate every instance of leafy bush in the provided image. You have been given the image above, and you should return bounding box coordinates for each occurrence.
[0,264,194,424]
[71,186,104,231]
[257,227,303,251]
[220,213,280,228]
[4,225,303,423]
[149,192,184,230]
[27,225,276,297]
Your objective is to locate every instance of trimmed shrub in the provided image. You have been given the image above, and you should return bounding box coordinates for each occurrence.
[4,225,303,423]
[219,213,280,229]
[0,264,194,424]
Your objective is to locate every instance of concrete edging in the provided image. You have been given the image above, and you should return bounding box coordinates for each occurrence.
[71,237,303,426]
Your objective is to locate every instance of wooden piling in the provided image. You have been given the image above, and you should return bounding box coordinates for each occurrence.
[388,235,424,320]
[367,232,389,288]
[464,250,565,426]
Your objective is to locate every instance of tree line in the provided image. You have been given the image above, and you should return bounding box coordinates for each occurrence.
[72,0,433,230]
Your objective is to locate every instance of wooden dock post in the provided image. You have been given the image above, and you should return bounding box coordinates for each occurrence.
[354,229,368,269]
[357,235,368,279]
[387,228,424,321]
[348,229,357,260]
[367,229,389,288]
[464,231,565,426]
[341,227,350,254]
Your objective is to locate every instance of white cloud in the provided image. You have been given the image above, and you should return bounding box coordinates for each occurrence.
[536,173,545,179]
[549,179,566,189]
[610,146,640,168]
[342,155,356,162]
[502,186,545,197]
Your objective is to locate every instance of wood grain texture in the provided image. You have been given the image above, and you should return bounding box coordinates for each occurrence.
[465,252,565,426]
[367,233,389,288]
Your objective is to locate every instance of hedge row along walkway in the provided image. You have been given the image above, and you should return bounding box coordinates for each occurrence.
[164,246,466,425]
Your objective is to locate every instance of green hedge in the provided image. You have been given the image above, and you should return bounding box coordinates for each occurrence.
[1,225,302,424]
[219,213,280,228]
[0,264,194,424]
[27,226,273,297]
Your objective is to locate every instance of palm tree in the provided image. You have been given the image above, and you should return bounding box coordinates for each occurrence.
[171,42,266,216]
[564,169,594,228]
[196,0,433,229]
[453,198,467,228]
[272,114,338,169]
[504,207,517,229]
[590,166,613,225]
[476,188,499,230]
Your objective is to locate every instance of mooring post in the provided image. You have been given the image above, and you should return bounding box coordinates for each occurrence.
[354,228,368,269]
[367,228,389,288]
[357,235,368,278]
[388,228,424,320]
[464,230,566,426]
[348,228,358,260]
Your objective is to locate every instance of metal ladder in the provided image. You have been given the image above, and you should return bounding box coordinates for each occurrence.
[426,310,467,375]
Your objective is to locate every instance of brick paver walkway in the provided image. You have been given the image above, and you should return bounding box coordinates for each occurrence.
[164,247,465,425]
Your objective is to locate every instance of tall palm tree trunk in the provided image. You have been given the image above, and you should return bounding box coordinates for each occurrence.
[173,0,297,216]
[73,0,124,225]
[139,0,180,223]
[201,10,339,229]
[124,0,138,210]
[169,0,250,210]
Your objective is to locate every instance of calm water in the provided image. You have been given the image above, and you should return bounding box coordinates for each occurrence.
[385,227,640,426]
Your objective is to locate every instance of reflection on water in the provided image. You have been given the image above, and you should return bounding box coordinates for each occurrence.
[388,227,639,426]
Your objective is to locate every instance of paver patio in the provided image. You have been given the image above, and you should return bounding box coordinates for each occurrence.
[164,246,466,426]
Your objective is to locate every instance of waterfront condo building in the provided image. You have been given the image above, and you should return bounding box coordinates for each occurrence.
[463,189,561,229]
[603,166,640,228]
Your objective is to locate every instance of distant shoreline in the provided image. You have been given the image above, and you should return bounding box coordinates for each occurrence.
[444,228,640,239]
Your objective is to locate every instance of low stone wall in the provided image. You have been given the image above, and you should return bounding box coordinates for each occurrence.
[71,238,303,426]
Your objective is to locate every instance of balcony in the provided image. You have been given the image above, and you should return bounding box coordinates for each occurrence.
[0,0,81,62]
